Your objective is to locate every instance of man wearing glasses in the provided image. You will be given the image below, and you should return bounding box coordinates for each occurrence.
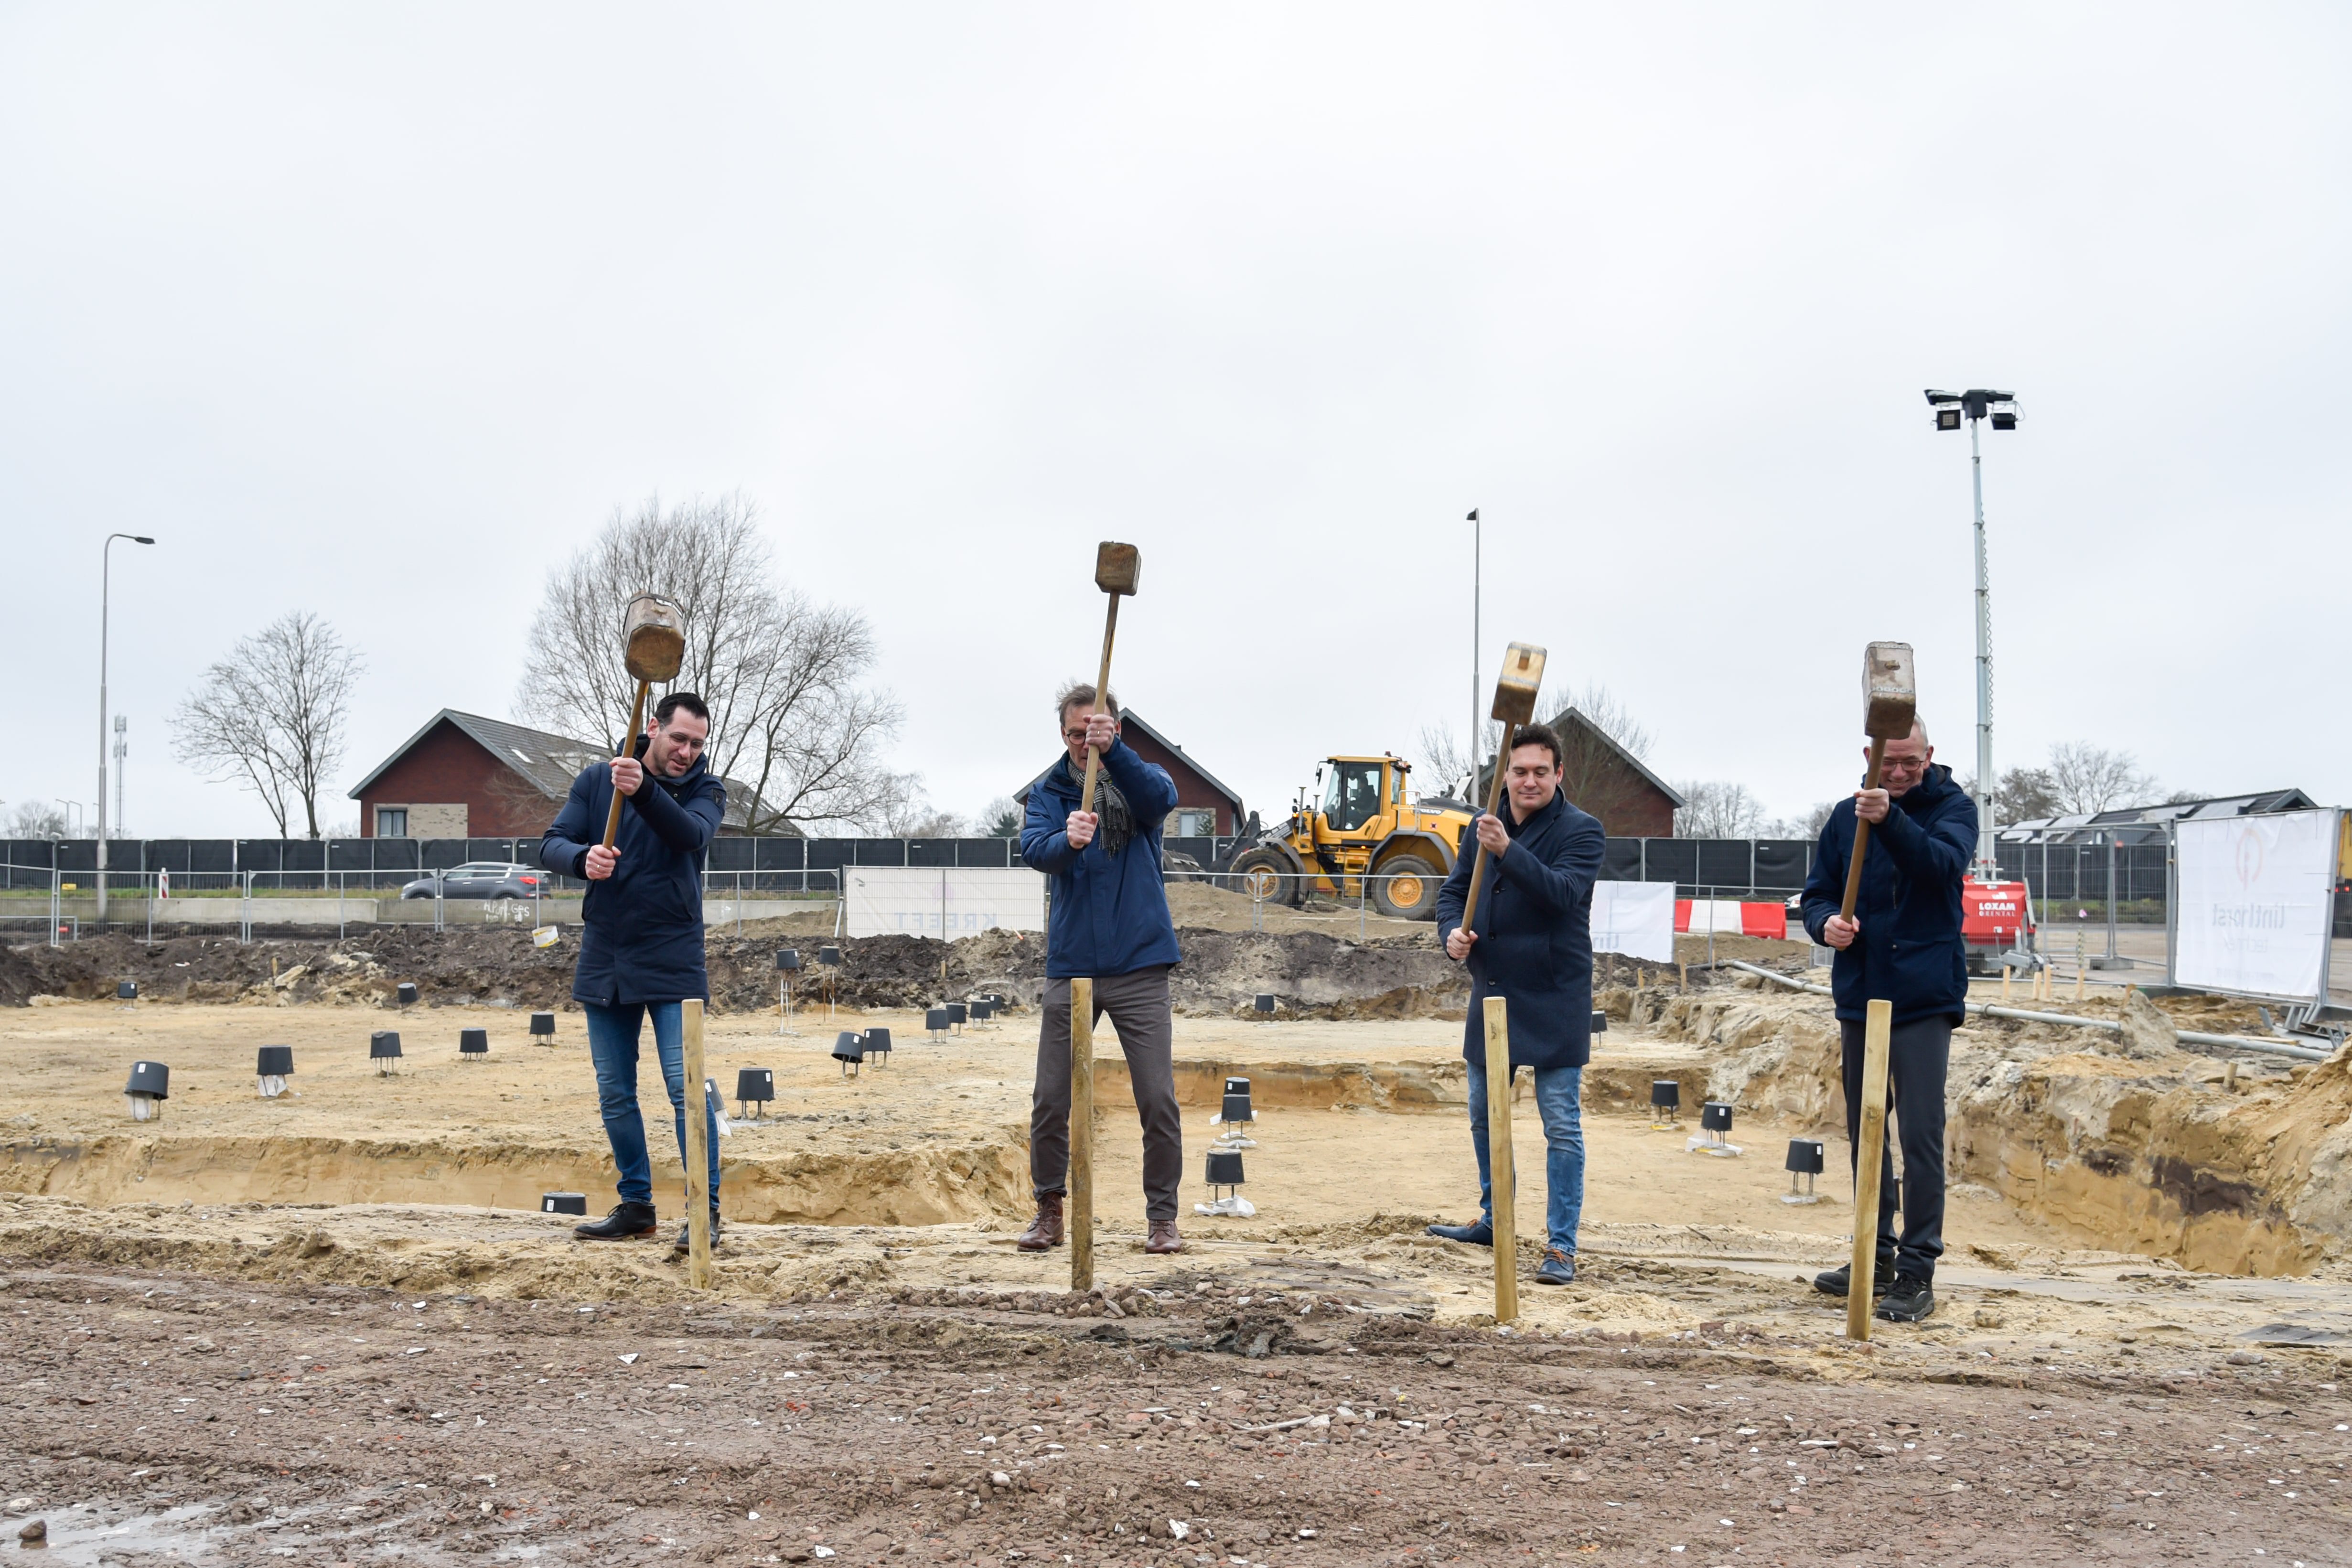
[1798,719,1977,1324]
[542,691,728,1256]
[1017,682,1187,1256]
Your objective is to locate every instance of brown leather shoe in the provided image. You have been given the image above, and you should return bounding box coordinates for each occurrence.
[1145,1220,1183,1255]
[1015,1193,1065,1252]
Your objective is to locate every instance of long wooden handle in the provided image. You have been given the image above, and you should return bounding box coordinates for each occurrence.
[1836,736,1888,923]
[1483,995,1517,1325]
[1458,722,1516,940]
[682,998,712,1291]
[600,680,652,851]
[1078,595,1120,816]
[1846,997,1893,1340]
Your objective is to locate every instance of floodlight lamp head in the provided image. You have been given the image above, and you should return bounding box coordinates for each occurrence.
[1923,389,1961,406]
[1934,407,1963,431]
[1989,398,2019,431]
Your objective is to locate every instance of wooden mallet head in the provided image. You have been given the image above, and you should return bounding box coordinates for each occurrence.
[1491,641,1547,725]
[1094,542,1141,597]
[1861,641,1917,741]
[623,593,688,683]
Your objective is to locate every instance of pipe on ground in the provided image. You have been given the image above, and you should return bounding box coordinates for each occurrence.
[1710,959,2332,1063]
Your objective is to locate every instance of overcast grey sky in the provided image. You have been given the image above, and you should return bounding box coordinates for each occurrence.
[5,5,2347,842]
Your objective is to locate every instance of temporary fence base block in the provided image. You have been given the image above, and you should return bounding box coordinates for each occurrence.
[1685,1132,1743,1157]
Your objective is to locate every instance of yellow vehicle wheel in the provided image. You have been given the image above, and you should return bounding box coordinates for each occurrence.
[1229,848,1302,907]
[1371,851,1444,920]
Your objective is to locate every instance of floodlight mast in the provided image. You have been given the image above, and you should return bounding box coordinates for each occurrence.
[1924,388,2018,878]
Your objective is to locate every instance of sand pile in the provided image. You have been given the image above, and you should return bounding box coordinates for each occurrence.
[0,925,1467,1020]
[1612,973,2352,1275]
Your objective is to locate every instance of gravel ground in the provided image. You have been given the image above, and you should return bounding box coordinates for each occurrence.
[6,1258,2347,1566]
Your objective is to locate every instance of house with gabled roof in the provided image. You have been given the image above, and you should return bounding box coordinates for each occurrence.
[348,709,777,839]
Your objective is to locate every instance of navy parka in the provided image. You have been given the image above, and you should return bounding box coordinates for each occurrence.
[1020,740,1182,981]
[1797,762,1978,1028]
[541,745,727,1007]
[1434,788,1608,1072]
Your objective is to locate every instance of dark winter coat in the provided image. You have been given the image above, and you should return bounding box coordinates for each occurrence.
[1798,761,1978,1027]
[541,744,727,1007]
[1020,740,1182,981]
[1434,788,1608,1072]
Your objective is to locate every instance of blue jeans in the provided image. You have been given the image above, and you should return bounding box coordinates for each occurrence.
[584,1001,720,1212]
[1464,1057,1585,1256]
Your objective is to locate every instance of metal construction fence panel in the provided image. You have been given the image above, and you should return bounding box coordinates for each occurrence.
[0,833,1837,901]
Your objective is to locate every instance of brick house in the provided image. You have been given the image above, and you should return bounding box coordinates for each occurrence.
[1012,709,1246,838]
[349,709,772,838]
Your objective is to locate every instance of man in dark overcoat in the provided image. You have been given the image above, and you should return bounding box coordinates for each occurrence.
[1427,722,1607,1285]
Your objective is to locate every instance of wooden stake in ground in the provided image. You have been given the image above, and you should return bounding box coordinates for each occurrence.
[1457,643,1548,942]
[600,595,687,850]
[1837,644,1918,924]
[681,997,712,1291]
[1483,995,1518,1325]
[1068,542,1139,1295]
[1845,997,1893,1341]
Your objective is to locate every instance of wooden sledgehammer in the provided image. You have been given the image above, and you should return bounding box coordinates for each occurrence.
[1069,541,1140,1294]
[1457,641,1548,942]
[601,594,689,851]
[1836,642,1917,924]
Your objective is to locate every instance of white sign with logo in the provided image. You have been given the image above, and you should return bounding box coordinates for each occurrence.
[1590,879,1677,963]
[2173,808,2340,1002]
[844,865,1047,939]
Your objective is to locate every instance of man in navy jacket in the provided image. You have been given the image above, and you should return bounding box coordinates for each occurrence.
[1798,719,1977,1323]
[541,690,728,1252]
[1017,682,1187,1255]
[1427,723,1607,1286]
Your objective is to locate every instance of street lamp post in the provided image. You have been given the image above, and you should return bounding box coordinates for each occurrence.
[1467,507,1481,795]
[1924,389,2018,880]
[97,533,156,923]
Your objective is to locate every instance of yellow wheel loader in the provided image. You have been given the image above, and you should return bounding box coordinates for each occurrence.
[1224,755,1471,921]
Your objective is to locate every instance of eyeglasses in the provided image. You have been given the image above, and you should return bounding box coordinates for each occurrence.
[1879,755,1927,773]
[1062,728,1092,742]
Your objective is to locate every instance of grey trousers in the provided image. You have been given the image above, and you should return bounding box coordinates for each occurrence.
[1030,966,1183,1223]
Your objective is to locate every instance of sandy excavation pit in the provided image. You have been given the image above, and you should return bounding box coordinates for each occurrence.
[6,927,2352,1562]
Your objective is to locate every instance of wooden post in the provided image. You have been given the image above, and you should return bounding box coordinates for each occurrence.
[682,998,712,1291]
[1483,995,1518,1325]
[1845,998,1892,1341]
[2000,966,2012,1002]
[1070,979,1095,1292]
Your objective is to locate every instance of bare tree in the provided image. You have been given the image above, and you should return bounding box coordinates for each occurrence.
[1674,780,1766,838]
[1763,800,1839,840]
[517,494,904,835]
[2048,742,2156,815]
[3,801,72,838]
[170,611,363,838]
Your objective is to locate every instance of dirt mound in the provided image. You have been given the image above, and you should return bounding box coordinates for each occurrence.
[0,924,1466,1019]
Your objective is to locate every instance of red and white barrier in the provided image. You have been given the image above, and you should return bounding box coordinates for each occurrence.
[1674,899,1788,940]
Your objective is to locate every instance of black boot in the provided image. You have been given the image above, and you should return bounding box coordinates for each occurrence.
[575,1201,658,1241]
[1812,1253,1898,1297]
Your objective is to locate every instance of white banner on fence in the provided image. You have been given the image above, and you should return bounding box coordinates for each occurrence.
[1590,879,1677,963]
[843,865,1046,939]
[2173,808,2339,1003]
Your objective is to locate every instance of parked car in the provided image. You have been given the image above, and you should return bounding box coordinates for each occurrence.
[400,862,546,900]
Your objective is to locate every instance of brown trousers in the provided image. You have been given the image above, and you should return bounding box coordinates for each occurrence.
[1029,966,1183,1223]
